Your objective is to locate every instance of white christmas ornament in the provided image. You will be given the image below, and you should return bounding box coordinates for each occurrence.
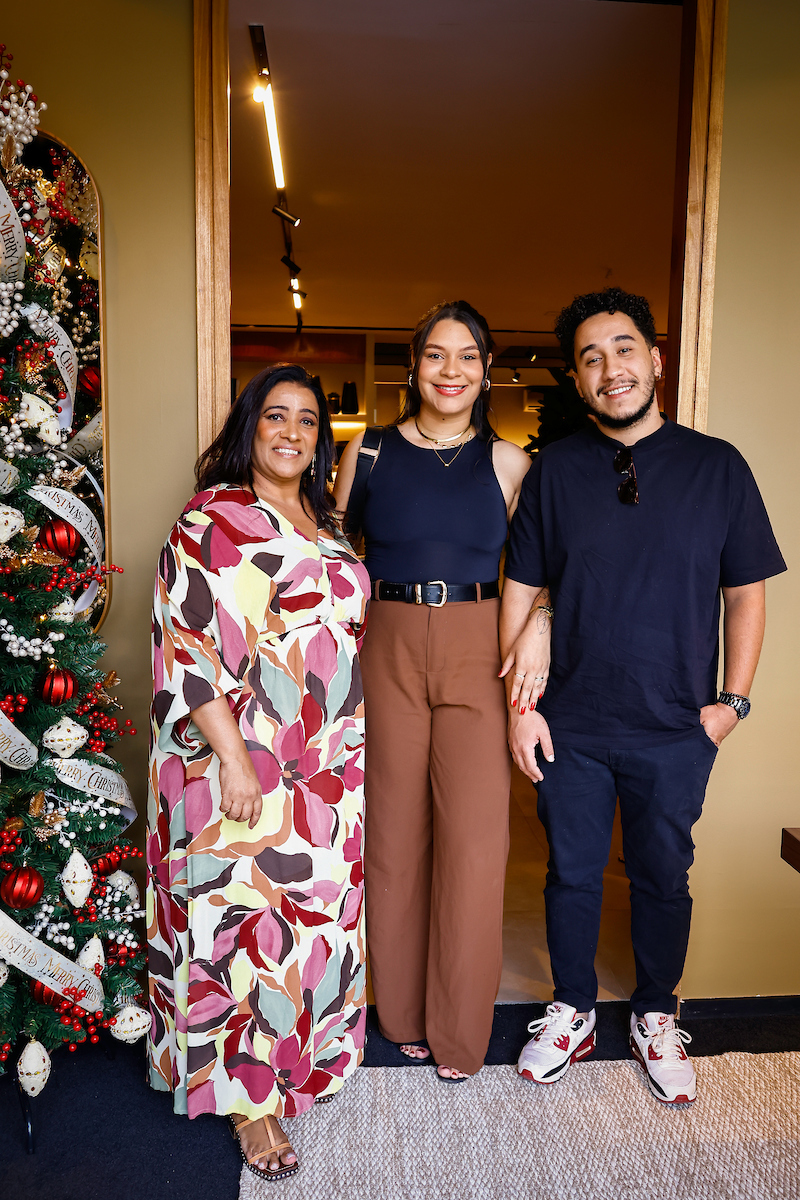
[0,504,24,543]
[17,1040,51,1097]
[110,1004,152,1044]
[0,459,19,495]
[18,394,61,446]
[42,716,89,758]
[106,870,140,908]
[49,595,76,623]
[61,848,93,907]
[0,958,8,987]
[76,934,105,972]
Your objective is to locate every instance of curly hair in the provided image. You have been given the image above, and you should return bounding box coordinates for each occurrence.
[554,287,657,371]
[195,363,338,533]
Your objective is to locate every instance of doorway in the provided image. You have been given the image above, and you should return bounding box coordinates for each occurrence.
[195,0,729,1007]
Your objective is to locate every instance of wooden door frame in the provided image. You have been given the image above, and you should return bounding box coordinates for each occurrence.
[194,0,729,448]
[194,0,231,453]
[665,0,729,432]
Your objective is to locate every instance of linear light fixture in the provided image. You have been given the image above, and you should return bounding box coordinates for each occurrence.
[249,25,286,190]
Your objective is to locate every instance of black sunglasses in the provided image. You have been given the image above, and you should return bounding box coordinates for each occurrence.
[613,448,639,505]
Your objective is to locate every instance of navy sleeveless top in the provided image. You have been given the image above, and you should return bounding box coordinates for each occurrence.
[362,427,508,583]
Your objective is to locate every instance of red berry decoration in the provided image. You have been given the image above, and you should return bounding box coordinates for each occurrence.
[30,980,59,1007]
[39,518,80,559]
[39,666,77,705]
[1,865,45,909]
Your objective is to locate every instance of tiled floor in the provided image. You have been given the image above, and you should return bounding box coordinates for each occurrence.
[498,765,637,1004]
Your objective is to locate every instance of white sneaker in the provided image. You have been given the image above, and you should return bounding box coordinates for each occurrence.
[517,1002,597,1084]
[629,1011,696,1104]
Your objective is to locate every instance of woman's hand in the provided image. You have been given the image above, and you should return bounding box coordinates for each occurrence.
[219,758,263,829]
[190,695,264,830]
[499,599,552,714]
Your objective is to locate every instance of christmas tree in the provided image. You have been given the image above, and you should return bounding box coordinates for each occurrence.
[0,47,147,1098]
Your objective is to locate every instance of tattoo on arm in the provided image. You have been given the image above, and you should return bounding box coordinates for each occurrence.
[530,588,553,634]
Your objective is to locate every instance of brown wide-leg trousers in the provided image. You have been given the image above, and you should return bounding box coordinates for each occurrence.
[361,597,511,1076]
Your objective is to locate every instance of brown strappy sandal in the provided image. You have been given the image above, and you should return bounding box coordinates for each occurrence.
[229,1114,300,1181]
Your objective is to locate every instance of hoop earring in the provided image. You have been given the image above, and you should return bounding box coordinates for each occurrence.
[482,375,491,391]
[407,371,413,387]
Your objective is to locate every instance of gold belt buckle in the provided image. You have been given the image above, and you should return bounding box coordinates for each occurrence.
[427,580,448,608]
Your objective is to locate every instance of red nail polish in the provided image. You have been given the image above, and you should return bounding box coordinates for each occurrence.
[539,692,544,698]
[520,706,525,715]
[511,698,516,707]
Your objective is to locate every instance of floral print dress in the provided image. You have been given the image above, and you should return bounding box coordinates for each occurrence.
[146,484,370,1119]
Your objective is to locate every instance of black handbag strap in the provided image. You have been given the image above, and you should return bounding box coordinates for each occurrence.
[343,425,384,545]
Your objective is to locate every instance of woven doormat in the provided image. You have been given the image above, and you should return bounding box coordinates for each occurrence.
[239,1053,799,1200]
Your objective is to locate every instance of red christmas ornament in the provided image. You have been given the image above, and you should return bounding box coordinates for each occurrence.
[0,864,44,909]
[39,666,77,705]
[77,366,101,399]
[30,979,60,1007]
[39,518,80,560]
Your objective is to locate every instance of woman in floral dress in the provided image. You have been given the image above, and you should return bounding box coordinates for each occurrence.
[147,364,369,1180]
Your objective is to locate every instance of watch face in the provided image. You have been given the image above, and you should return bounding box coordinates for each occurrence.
[739,698,751,719]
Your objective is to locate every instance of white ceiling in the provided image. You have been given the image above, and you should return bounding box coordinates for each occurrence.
[230,0,682,335]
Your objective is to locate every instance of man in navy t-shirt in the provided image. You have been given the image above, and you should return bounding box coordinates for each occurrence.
[500,287,786,1105]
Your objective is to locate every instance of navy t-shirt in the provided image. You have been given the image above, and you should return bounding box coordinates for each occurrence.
[505,418,786,748]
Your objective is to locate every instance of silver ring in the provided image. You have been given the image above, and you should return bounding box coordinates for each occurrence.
[533,675,545,681]
[514,672,526,679]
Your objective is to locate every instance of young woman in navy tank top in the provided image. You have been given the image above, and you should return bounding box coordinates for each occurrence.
[335,301,550,1080]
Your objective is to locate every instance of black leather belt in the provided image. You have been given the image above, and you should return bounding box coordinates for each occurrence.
[371,580,500,606]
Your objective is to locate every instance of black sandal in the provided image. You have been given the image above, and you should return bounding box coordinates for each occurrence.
[229,1114,300,1181]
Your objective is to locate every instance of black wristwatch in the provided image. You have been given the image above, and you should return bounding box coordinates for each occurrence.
[717,691,751,719]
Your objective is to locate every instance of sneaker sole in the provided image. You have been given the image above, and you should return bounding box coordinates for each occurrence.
[629,1036,696,1105]
[518,1029,597,1085]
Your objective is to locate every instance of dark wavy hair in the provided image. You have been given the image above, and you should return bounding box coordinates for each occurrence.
[397,300,497,441]
[195,363,338,533]
[555,287,657,371]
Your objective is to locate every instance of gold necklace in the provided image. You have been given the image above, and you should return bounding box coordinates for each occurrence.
[429,430,474,468]
[415,418,472,446]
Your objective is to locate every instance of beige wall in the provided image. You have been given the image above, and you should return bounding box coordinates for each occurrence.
[682,0,800,998]
[3,2,199,836]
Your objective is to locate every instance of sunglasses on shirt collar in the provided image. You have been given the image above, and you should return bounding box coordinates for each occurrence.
[613,447,639,505]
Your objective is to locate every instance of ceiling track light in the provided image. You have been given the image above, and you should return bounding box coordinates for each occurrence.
[273,205,301,227]
[249,25,270,79]
[281,254,301,275]
[512,370,521,384]
[291,291,306,311]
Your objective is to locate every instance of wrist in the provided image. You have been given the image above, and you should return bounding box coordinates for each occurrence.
[717,690,751,719]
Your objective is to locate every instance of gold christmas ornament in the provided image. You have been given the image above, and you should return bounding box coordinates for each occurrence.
[60,848,93,907]
[42,716,89,758]
[0,505,25,544]
[76,935,105,972]
[78,238,99,280]
[57,465,86,491]
[17,1040,52,1097]
[109,1004,152,1045]
[33,811,66,841]
[103,671,120,690]
[2,816,24,832]
[28,791,47,818]
[27,545,63,567]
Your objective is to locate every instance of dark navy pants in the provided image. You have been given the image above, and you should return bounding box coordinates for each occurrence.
[535,725,718,1016]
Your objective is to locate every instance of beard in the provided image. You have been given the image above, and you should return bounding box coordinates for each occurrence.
[584,372,657,430]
